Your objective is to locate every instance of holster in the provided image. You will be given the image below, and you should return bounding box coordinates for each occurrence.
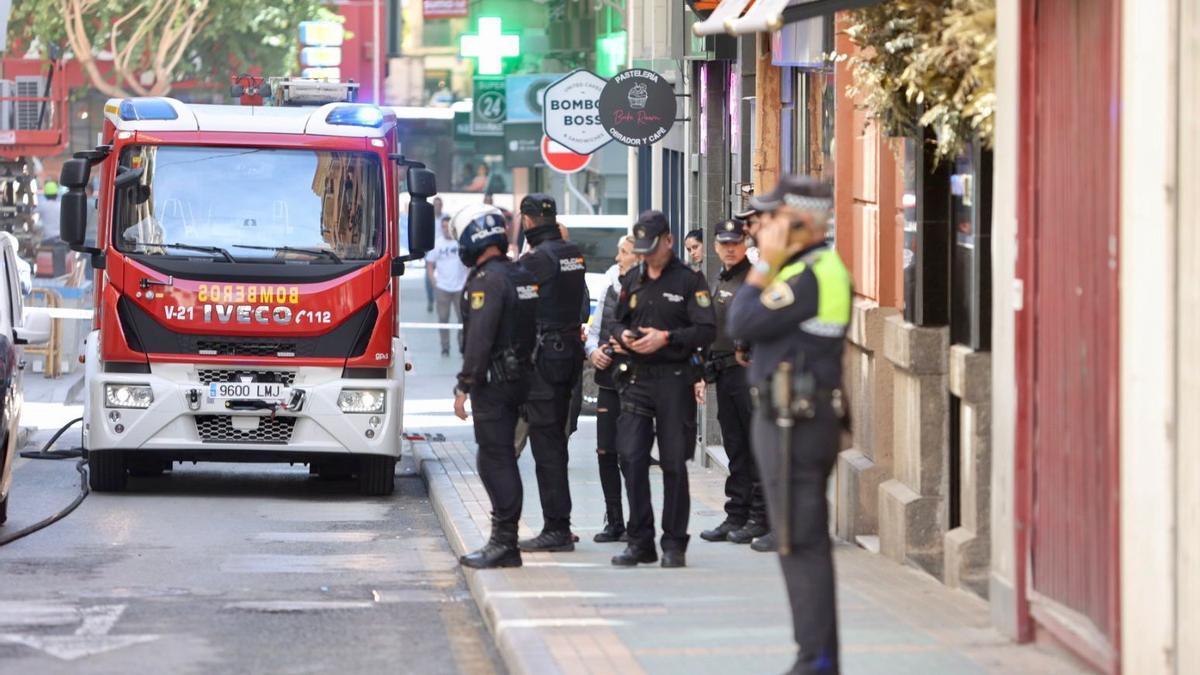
[702,352,740,383]
[486,348,527,384]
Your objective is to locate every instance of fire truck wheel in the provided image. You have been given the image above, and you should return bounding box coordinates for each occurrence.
[88,450,128,492]
[357,455,396,496]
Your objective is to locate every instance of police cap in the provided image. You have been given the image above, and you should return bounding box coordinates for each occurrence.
[631,210,670,254]
[714,219,745,243]
[749,175,833,213]
[519,193,557,218]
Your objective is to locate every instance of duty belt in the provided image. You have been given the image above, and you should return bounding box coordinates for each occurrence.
[708,352,741,372]
[749,385,845,420]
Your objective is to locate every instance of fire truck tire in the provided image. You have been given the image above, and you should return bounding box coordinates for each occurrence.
[88,450,128,492]
[357,455,395,496]
[0,495,7,525]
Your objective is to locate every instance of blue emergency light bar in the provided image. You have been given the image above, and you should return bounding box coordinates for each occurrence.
[326,104,384,128]
[118,98,179,121]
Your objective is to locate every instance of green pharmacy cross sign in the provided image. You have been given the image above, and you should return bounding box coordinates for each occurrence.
[460,17,521,76]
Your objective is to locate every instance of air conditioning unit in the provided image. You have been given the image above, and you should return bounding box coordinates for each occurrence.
[15,76,45,130]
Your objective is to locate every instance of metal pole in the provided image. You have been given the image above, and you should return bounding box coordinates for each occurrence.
[373,0,382,104]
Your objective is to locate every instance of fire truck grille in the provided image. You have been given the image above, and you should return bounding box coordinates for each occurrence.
[197,369,297,387]
[195,341,297,358]
[194,415,296,444]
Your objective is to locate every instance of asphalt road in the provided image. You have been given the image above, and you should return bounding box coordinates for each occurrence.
[0,272,502,675]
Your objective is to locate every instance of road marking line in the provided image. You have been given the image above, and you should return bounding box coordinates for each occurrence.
[496,618,627,630]
[489,591,614,599]
[520,562,602,568]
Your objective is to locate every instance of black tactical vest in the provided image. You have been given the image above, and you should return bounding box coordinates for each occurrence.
[497,260,539,365]
[531,236,587,332]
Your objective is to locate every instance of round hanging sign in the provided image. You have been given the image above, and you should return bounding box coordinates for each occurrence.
[597,69,677,147]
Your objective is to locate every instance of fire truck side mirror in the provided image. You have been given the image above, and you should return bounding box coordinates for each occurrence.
[407,167,437,199]
[407,199,436,257]
[60,191,88,250]
[60,159,90,190]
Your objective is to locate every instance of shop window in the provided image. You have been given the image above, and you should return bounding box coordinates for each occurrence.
[949,144,993,350]
[901,131,951,326]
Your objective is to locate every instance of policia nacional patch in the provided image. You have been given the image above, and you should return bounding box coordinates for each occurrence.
[761,281,794,310]
[470,291,486,310]
[695,290,711,308]
[629,293,638,309]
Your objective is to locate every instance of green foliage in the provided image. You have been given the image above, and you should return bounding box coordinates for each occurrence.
[843,0,995,161]
[7,0,332,89]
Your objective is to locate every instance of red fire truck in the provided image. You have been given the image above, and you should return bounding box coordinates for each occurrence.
[56,78,437,495]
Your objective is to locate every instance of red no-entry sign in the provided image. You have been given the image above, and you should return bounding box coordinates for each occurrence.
[541,136,591,174]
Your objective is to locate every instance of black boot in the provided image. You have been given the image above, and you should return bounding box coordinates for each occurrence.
[660,550,686,568]
[593,509,627,543]
[518,528,576,552]
[700,518,744,542]
[728,520,769,545]
[750,531,778,553]
[460,522,522,569]
[611,544,658,566]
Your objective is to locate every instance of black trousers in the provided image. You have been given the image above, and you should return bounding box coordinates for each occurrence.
[751,402,841,674]
[470,381,526,526]
[715,364,767,525]
[595,386,624,520]
[616,370,696,552]
[525,361,581,531]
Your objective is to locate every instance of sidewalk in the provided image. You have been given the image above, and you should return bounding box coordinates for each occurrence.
[416,438,1085,675]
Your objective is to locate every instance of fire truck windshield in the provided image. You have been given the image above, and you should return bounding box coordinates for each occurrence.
[113,145,384,262]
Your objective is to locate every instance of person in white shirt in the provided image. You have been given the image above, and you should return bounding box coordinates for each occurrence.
[425,215,470,356]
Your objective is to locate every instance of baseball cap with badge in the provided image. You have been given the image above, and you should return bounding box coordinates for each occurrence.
[519,193,558,218]
[714,219,745,243]
[748,174,833,214]
[631,210,670,254]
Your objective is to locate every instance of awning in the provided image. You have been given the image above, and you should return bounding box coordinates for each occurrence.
[691,0,753,36]
[693,0,882,36]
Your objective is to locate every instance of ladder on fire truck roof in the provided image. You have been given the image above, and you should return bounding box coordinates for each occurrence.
[268,78,360,107]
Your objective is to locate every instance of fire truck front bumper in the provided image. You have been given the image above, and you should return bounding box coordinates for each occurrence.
[83,359,404,459]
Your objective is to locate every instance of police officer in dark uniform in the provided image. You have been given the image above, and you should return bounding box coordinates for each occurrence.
[451,205,540,569]
[516,194,588,552]
[699,219,769,546]
[609,210,716,568]
[727,176,850,674]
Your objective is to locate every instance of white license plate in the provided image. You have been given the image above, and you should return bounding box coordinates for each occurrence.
[207,382,287,400]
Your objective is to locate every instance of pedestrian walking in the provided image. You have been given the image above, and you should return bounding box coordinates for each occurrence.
[700,219,770,546]
[451,204,539,569]
[37,179,61,242]
[516,194,588,553]
[584,234,638,543]
[425,214,469,356]
[727,175,850,674]
[609,210,716,568]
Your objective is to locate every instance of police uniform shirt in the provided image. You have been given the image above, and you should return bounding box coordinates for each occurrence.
[456,258,538,393]
[613,255,717,364]
[710,257,750,354]
[726,243,852,390]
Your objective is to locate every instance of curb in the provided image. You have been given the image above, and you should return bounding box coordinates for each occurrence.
[416,443,562,675]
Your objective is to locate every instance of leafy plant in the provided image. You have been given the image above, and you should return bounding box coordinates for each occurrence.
[843,0,995,161]
[8,0,332,97]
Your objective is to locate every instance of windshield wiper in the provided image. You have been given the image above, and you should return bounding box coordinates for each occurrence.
[232,244,344,264]
[141,242,236,262]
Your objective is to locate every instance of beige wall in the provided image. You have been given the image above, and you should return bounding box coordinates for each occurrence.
[1120,0,1178,672]
[1176,0,1199,670]
[988,0,1020,639]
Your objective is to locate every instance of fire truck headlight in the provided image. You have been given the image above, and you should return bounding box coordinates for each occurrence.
[338,389,386,414]
[105,384,154,409]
